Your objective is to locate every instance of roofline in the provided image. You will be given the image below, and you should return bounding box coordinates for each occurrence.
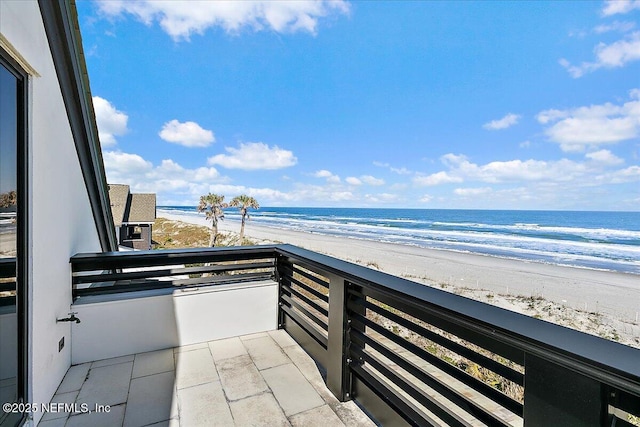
[38,0,118,252]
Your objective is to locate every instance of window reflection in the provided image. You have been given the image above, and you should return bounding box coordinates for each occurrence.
[0,60,19,424]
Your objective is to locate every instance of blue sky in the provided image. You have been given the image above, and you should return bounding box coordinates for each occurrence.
[77,0,640,210]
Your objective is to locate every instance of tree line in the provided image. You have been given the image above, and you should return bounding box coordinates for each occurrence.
[197,193,259,246]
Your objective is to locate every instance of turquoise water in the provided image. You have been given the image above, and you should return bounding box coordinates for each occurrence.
[159,207,640,275]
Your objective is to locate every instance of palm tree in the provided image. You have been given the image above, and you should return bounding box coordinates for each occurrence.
[229,195,259,243]
[197,193,227,246]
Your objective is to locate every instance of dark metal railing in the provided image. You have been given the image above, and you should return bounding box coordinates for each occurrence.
[70,244,640,426]
[275,244,640,427]
[0,258,16,306]
[70,245,277,298]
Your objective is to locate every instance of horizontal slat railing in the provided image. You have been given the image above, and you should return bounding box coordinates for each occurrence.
[0,258,16,277]
[71,245,277,298]
[348,286,523,425]
[274,244,640,427]
[70,244,640,426]
[357,295,524,385]
[277,256,331,366]
[0,258,16,306]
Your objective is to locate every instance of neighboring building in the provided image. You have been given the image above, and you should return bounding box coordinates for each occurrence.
[108,184,156,250]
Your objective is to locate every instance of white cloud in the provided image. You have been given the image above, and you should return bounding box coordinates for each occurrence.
[320,169,384,186]
[519,140,531,148]
[602,0,640,16]
[536,89,640,152]
[328,191,354,201]
[417,154,594,187]
[440,153,468,167]
[159,120,214,147]
[482,113,521,130]
[105,148,636,209]
[454,187,492,196]
[151,159,222,188]
[208,142,297,170]
[374,161,412,175]
[595,31,640,66]
[364,193,398,203]
[289,183,355,202]
[413,171,463,186]
[558,59,583,78]
[313,169,341,183]
[415,151,638,207]
[206,184,294,202]
[390,167,411,175]
[93,96,128,146]
[360,175,385,186]
[345,177,362,185]
[536,109,568,125]
[594,21,636,34]
[96,0,350,40]
[585,149,625,165]
[596,165,640,183]
[103,151,224,202]
[314,170,333,178]
[103,151,152,175]
[467,158,550,182]
[560,31,640,78]
[102,150,302,205]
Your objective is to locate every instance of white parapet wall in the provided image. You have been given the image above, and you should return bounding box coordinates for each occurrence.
[70,281,278,365]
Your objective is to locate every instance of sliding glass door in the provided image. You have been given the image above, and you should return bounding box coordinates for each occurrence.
[0,53,27,427]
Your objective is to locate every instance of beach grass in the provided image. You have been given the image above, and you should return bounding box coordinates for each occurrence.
[152,218,261,249]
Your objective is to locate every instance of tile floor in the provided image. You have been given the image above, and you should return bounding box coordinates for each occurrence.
[37,330,376,427]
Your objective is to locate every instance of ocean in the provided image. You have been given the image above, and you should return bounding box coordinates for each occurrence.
[158,207,640,275]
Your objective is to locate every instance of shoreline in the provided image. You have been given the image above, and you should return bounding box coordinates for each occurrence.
[157,211,640,347]
[159,207,640,276]
[159,211,640,319]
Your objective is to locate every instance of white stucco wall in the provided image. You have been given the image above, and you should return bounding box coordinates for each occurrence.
[1,1,104,423]
[70,281,279,365]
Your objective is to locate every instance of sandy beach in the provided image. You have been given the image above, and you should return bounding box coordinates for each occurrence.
[158,211,640,348]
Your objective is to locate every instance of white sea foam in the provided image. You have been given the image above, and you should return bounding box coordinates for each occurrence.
[157,207,640,274]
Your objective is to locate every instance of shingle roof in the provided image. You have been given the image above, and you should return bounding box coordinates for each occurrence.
[108,184,130,227]
[108,185,156,226]
[127,193,156,223]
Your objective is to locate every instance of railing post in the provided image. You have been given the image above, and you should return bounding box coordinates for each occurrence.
[326,273,351,401]
[523,354,605,426]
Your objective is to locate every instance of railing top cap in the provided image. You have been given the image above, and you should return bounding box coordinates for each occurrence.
[71,244,279,259]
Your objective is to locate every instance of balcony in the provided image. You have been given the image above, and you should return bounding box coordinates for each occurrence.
[39,330,373,426]
[49,244,640,426]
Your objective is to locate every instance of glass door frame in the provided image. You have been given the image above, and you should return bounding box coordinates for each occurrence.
[0,48,29,427]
